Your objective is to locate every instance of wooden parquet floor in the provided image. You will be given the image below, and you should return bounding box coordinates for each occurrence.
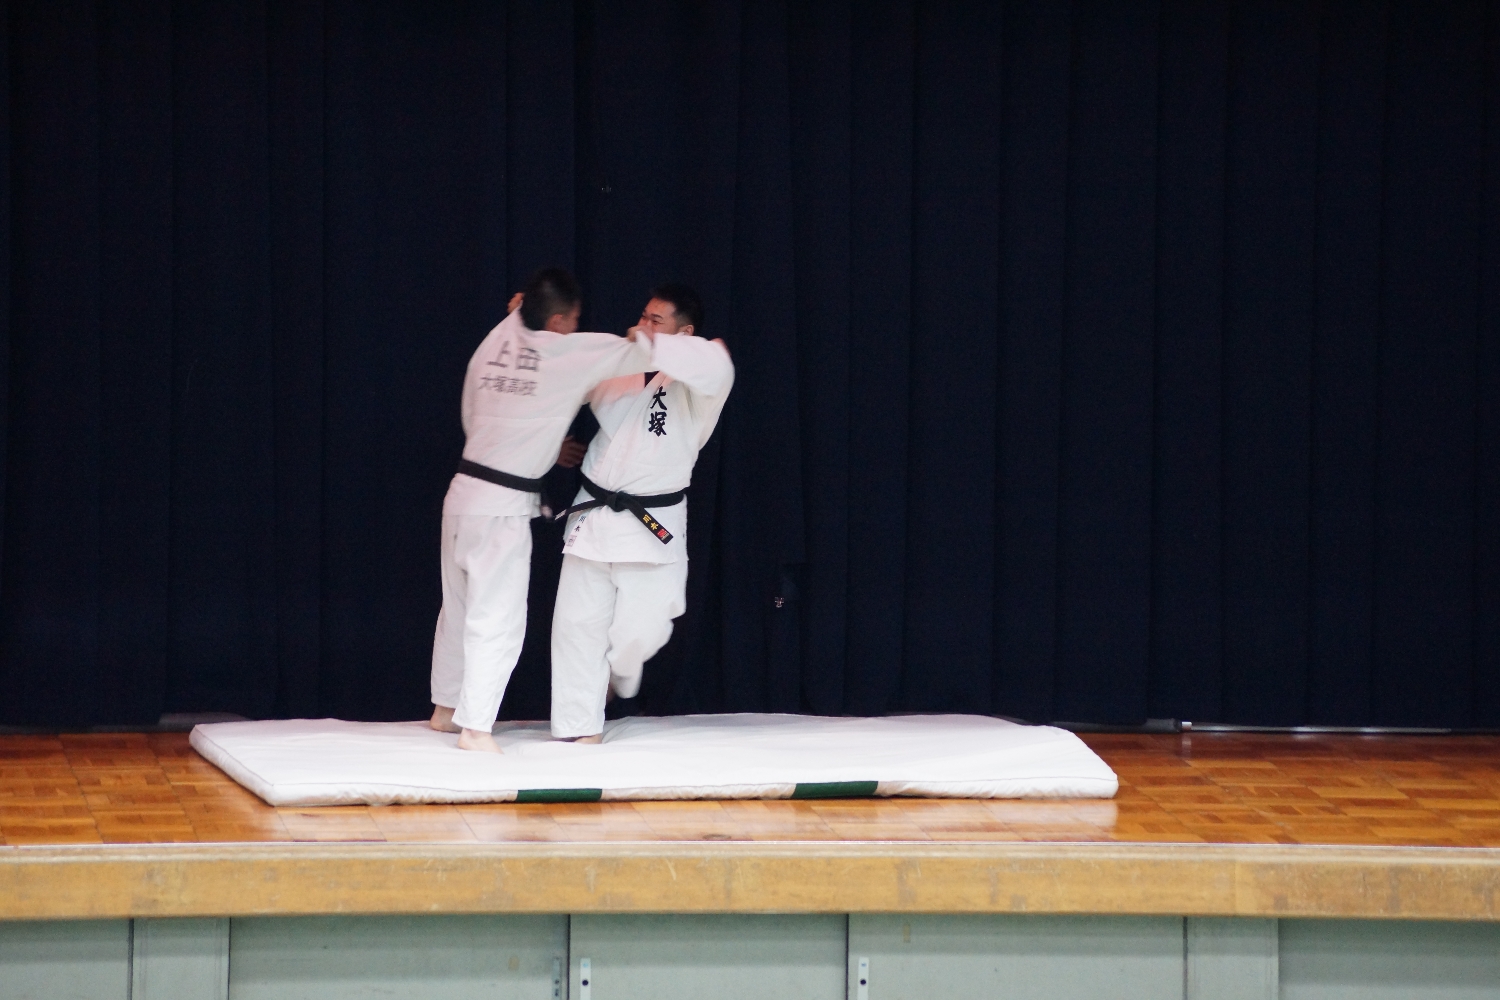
[2,730,1500,848]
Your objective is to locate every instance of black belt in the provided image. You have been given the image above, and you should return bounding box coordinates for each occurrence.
[554,473,685,544]
[456,458,546,493]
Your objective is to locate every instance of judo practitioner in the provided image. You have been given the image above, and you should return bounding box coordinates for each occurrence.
[431,268,653,753]
[549,284,735,741]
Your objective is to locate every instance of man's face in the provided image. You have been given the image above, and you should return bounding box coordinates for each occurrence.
[545,303,581,334]
[638,298,694,336]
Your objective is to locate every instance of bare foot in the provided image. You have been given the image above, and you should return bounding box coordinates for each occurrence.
[457,728,503,753]
[429,705,461,733]
[571,733,603,745]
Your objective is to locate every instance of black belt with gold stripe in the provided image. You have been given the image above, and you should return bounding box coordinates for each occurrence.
[553,473,685,544]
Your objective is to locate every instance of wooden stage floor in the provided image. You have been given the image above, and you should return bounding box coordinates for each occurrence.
[4,729,1500,921]
[3,730,1499,848]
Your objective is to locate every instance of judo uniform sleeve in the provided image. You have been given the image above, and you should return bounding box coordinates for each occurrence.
[648,333,736,449]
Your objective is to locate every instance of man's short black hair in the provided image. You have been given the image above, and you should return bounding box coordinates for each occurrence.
[519,267,582,331]
[648,282,703,331]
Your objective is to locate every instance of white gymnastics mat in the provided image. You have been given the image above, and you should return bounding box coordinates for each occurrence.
[190,713,1118,807]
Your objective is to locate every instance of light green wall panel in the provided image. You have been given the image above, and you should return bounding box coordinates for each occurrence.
[228,915,567,1000]
[133,918,229,1000]
[848,914,1185,1000]
[568,914,846,1000]
[1280,919,1500,1000]
[9,909,1500,1000]
[0,920,129,1000]
[1186,917,1276,1000]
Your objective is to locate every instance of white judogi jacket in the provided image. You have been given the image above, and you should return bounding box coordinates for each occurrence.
[562,333,735,565]
[443,311,653,518]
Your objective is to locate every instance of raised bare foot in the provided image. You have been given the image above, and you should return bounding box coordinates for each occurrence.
[429,705,461,733]
[457,728,503,753]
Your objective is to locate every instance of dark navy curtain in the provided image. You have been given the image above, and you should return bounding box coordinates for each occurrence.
[2,0,1497,729]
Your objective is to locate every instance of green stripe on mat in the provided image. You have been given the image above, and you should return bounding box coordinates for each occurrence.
[791,781,879,799]
[515,788,603,803]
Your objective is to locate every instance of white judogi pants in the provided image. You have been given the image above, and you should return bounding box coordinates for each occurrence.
[550,554,688,737]
[431,514,533,732]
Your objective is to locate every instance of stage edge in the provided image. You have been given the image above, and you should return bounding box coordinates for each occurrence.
[0,842,1497,922]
